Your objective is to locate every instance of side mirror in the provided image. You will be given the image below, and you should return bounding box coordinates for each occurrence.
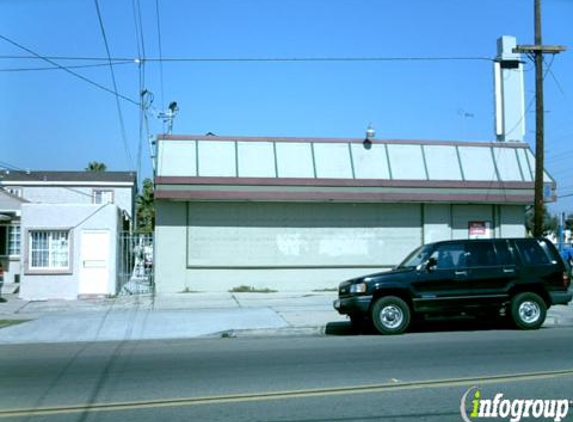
[425,257,437,272]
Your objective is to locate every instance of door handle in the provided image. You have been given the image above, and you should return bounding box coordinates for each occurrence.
[455,271,467,276]
[503,268,516,274]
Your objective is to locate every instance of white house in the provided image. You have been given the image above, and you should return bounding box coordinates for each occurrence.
[0,171,136,300]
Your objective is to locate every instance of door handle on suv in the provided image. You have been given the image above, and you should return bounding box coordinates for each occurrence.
[503,268,516,274]
[454,270,467,276]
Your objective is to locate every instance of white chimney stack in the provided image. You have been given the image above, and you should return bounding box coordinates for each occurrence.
[494,35,526,142]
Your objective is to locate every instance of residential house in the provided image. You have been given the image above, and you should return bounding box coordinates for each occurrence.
[0,171,136,300]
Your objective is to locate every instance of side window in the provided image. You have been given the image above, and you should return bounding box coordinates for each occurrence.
[514,240,550,265]
[494,240,515,266]
[430,243,465,269]
[465,242,497,267]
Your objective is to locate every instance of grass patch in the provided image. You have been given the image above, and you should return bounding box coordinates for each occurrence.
[229,285,278,293]
[312,287,338,292]
[181,287,200,293]
[0,319,30,329]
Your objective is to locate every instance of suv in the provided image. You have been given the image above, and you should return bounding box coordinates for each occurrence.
[333,238,572,335]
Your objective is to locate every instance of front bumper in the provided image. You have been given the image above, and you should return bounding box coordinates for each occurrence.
[549,289,573,305]
[333,295,373,315]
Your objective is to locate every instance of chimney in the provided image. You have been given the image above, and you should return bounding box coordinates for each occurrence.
[494,36,526,142]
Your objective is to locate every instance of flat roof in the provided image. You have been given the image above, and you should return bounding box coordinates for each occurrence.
[154,134,555,204]
[0,171,137,184]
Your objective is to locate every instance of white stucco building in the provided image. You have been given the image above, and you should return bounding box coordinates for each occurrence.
[0,171,136,300]
[153,134,555,292]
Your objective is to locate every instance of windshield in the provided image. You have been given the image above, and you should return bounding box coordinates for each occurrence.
[396,244,433,269]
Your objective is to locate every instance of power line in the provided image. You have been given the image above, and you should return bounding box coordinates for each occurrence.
[0,161,97,200]
[135,0,147,60]
[544,56,565,95]
[0,54,132,61]
[155,0,165,110]
[0,54,495,63]
[132,0,148,186]
[0,34,139,106]
[93,0,134,169]
[143,56,494,63]
[504,55,556,138]
[0,61,133,72]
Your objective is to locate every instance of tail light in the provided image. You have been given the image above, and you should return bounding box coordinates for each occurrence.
[563,271,571,289]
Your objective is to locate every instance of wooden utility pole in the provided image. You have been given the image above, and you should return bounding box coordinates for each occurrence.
[514,0,565,237]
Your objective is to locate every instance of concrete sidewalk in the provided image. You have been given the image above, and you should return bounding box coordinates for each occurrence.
[0,292,347,344]
[1,291,572,344]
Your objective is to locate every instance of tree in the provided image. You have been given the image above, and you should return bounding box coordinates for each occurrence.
[525,205,558,236]
[136,178,154,233]
[85,161,107,172]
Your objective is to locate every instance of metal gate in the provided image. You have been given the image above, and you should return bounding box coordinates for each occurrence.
[117,232,154,295]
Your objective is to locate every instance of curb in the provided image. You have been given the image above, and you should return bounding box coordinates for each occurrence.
[208,326,327,339]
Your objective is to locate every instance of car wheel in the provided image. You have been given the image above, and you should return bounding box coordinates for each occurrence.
[371,296,411,335]
[510,292,547,330]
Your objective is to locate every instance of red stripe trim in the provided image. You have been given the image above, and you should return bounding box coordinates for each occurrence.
[155,176,534,190]
[155,190,533,203]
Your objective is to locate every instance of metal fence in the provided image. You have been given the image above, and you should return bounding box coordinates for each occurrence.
[117,232,154,295]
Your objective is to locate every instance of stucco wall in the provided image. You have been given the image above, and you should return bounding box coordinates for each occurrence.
[0,257,20,285]
[17,186,134,218]
[155,201,527,292]
[19,204,120,300]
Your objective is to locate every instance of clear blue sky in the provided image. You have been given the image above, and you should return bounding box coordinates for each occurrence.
[1,0,572,211]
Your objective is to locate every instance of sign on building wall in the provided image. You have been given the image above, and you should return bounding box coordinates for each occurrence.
[468,221,492,239]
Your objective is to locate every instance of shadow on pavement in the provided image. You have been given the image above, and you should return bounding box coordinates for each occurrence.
[325,316,521,336]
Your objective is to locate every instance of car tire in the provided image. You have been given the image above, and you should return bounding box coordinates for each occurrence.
[371,296,411,335]
[510,292,547,330]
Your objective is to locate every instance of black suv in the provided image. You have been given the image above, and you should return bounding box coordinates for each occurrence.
[333,238,572,334]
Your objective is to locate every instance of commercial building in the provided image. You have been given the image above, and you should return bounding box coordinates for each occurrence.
[154,134,554,292]
[153,35,555,293]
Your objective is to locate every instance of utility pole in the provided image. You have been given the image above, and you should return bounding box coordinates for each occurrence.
[514,0,565,237]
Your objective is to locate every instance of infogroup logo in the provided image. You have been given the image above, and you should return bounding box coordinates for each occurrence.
[460,387,570,422]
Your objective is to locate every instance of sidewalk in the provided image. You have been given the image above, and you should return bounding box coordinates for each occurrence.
[1,292,572,344]
[0,292,346,344]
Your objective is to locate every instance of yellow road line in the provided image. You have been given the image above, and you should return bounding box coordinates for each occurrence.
[2,368,573,418]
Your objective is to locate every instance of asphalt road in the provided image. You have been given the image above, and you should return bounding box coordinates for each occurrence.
[1,325,573,422]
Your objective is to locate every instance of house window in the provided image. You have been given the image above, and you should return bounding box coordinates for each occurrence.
[0,225,20,256]
[93,190,114,205]
[29,230,70,270]
[6,187,22,198]
[8,225,21,256]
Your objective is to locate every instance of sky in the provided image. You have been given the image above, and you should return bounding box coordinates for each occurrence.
[0,0,572,212]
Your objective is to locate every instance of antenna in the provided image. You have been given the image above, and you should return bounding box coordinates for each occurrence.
[157,101,179,134]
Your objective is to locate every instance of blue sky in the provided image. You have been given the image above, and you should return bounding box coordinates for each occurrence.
[1,0,572,211]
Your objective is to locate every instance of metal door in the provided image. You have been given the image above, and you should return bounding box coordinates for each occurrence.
[79,230,110,295]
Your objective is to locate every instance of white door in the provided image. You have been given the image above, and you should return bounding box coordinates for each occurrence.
[79,230,110,295]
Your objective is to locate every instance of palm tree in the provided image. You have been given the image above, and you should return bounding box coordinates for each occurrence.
[85,161,107,172]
